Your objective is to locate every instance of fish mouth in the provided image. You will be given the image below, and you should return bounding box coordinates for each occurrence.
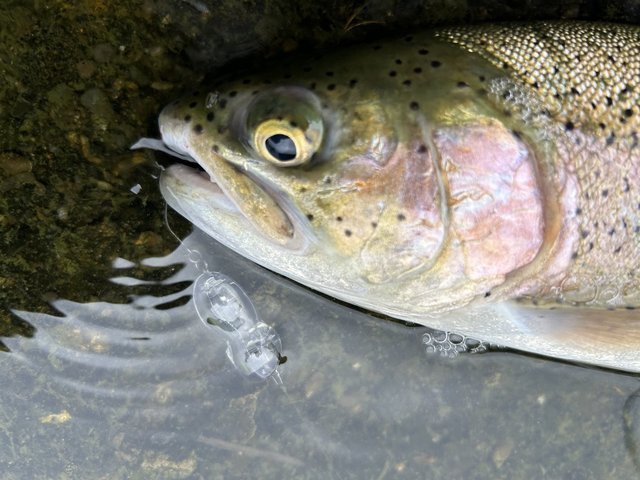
[133,137,311,252]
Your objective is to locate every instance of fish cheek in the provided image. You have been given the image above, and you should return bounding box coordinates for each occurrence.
[433,118,544,282]
[357,142,446,284]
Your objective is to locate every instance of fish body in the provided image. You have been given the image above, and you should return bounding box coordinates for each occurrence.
[138,22,640,372]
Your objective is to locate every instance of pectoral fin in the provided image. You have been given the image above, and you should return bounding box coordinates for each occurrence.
[429,302,640,373]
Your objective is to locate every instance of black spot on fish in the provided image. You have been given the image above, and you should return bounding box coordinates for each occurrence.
[192,90,200,96]
[602,189,609,197]
[565,121,575,131]
[189,101,197,108]
[430,60,441,68]
[324,176,332,184]
[306,213,314,221]
[410,101,420,110]
[242,78,251,84]
[484,291,491,298]
[373,45,382,50]
[389,70,397,77]
[417,144,427,153]
[212,144,219,153]
[413,67,422,74]
[614,246,622,254]
[598,122,606,130]
[418,48,429,55]
[608,228,616,236]
[588,242,594,251]
[571,252,579,259]
[502,62,509,69]
[606,134,615,146]
[532,81,539,89]
[229,91,237,97]
[193,124,203,134]
[219,99,227,109]
[336,216,343,222]
[457,81,469,88]
[184,115,191,122]
[581,229,590,239]
[570,87,579,95]
[217,125,227,134]
[349,79,358,88]
[478,75,486,82]
[397,213,406,221]
[371,221,378,228]
[606,96,613,106]
[344,229,352,237]
[325,71,334,77]
[327,84,336,91]
[206,112,214,122]
[309,82,316,90]
[404,35,413,42]
[575,207,582,215]
[512,130,522,139]
[403,79,412,86]
[395,59,403,65]
[289,120,298,128]
[624,108,634,117]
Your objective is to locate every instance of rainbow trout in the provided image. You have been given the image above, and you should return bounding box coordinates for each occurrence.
[135,22,640,372]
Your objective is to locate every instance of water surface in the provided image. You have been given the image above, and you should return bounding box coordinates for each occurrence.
[2,230,639,479]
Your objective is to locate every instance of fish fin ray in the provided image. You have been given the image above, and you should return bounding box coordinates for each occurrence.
[435,302,640,373]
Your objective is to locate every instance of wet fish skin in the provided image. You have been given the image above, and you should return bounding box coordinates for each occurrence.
[148,22,640,372]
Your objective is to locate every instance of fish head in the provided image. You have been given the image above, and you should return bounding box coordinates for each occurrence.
[156,39,546,316]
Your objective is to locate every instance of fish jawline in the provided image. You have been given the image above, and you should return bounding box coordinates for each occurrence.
[135,138,311,251]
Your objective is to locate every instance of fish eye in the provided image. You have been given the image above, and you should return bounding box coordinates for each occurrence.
[253,118,320,166]
[265,134,297,161]
[244,88,324,167]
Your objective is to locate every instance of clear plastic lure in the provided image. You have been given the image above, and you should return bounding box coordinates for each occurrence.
[192,272,283,380]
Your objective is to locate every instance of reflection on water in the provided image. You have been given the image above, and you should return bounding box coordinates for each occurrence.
[1,229,639,479]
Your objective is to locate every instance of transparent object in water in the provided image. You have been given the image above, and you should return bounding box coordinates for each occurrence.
[193,272,283,379]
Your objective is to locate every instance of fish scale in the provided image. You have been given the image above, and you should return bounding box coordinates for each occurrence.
[439,22,640,139]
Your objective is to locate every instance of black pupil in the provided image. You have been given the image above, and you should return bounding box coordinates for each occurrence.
[265,134,297,161]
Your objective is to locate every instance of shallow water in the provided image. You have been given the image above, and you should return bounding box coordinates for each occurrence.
[2,1,640,479]
[1,230,638,479]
